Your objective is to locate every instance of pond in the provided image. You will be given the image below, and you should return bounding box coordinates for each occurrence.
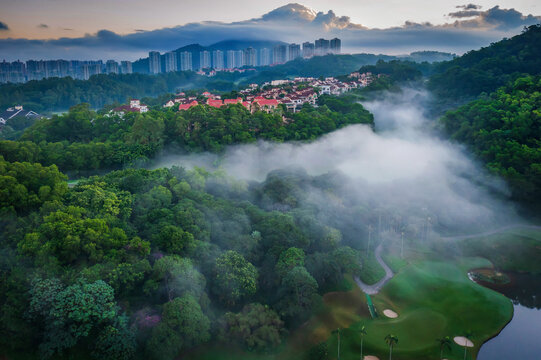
[477,271,541,360]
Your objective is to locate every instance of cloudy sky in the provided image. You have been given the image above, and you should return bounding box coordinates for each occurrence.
[0,0,540,60]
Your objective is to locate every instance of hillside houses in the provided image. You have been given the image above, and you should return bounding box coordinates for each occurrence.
[166,71,376,113]
[112,99,149,116]
[0,105,41,126]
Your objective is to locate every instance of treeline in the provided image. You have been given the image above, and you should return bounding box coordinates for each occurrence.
[0,71,246,112]
[0,157,369,360]
[239,54,395,85]
[0,97,373,173]
[440,75,541,209]
[429,24,541,102]
[350,59,427,94]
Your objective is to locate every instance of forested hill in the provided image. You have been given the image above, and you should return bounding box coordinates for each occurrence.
[0,96,373,175]
[428,24,541,102]
[440,75,541,210]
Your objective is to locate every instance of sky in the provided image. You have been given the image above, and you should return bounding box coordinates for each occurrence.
[0,1,540,60]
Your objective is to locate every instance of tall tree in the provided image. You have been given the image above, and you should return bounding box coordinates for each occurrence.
[385,334,398,360]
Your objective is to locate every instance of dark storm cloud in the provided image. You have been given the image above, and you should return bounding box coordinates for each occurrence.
[0,4,539,60]
[0,21,9,31]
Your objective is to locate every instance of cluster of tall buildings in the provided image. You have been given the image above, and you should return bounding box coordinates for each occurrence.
[0,59,134,83]
[148,38,341,74]
[0,38,341,83]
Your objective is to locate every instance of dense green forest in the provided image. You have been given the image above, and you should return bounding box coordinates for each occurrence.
[0,71,236,112]
[440,75,541,209]
[0,155,378,360]
[428,24,541,102]
[0,96,373,174]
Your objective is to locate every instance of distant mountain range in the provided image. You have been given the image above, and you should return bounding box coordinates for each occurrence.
[175,40,288,53]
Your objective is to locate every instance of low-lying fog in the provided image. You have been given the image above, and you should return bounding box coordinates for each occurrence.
[152,89,521,234]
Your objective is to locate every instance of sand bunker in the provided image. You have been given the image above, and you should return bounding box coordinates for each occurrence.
[363,356,380,360]
[383,309,398,318]
[454,336,474,347]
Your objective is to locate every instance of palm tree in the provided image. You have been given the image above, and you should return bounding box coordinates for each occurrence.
[437,336,452,359]
[462,330,474,360]
[332,328,342,360]
[359,325,367,360]
[384,334,398,360]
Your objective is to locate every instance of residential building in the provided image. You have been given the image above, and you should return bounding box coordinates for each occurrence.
[330,38,342,54]
[148,51,161,74]
[199,51,211,69]
[315,38,330,56]
[288,43,301,61]
[273,45,287,65]
[0,105,41,126]
[82,64,101,80]
[106,60,119,74]
[235,50,245,68]
[226,50,236,69]
[252,97,280,113]
[121,61,133,74]
[180,52,192,71]
[259,48,271,66]
[302,42,315,58]
[244,47,257,67]
[212,50,224,70]
[164,52,178,72]
[112,99,148,116]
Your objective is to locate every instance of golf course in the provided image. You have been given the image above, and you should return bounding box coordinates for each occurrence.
[182,225,541,360]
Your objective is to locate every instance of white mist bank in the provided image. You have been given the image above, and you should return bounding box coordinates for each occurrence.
[152,89,519,230]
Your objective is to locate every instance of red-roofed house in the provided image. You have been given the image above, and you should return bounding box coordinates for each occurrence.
[206,99,223,108]
[252,98,280,113]
[178,100,199,111]
[223,98,243,105]
[202,91,212,97]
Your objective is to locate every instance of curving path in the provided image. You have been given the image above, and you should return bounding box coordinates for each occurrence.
[354,224,541,295]
[354,242,393,295]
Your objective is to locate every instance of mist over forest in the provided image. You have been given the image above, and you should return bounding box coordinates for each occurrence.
[153,88,520,235]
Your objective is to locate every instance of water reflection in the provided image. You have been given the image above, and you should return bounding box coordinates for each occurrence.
[477,272,541,360]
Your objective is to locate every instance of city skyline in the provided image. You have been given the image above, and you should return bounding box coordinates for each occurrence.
[0,37,343,84]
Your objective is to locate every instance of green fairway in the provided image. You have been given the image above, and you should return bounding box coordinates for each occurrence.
[330,258,513,360]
